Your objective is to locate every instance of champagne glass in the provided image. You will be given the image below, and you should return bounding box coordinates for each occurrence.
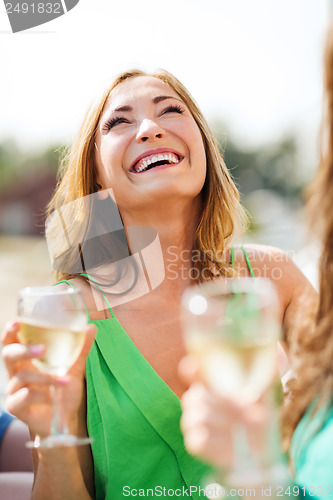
[17,286,92,448]
[181,278,287,490]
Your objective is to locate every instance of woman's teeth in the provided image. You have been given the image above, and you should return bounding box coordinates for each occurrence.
[134,153,180,173]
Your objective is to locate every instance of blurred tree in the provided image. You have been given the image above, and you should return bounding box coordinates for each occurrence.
[0,130,312,238]
[211,121,304,200]
[0,139,23,190]
[0,142,61,195]
[0,142,61,235]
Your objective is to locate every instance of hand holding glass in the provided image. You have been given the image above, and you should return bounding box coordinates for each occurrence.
[182,278,286,488]
[17,286,92,448]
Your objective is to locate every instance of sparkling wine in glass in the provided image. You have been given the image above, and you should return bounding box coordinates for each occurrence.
[17,286,92,448]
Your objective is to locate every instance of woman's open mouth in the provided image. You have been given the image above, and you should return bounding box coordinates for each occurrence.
[131,152,184,173]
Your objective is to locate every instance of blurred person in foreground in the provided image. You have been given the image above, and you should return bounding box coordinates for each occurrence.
[1,69,315,500]
[0,408,33,500]
[180,25,333,495]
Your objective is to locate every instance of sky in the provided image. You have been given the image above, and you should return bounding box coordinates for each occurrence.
[0,0,331,174]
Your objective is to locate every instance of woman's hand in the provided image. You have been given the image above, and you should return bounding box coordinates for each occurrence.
[179,356,271,470]
[1,320,96,439]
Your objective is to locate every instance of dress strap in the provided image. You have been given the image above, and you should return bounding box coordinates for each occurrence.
[54,279,90,318]
[230,246,256,278]
[230,246,235,268]
[240,244,256,278]
[55,278,115,319]
[56,280,75,288]
[79,273,115,318]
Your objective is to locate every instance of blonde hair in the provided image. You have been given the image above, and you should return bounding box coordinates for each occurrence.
[282,27,333,449]
[47,69,247,282]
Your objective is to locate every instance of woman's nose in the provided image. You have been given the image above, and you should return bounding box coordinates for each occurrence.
[136,118,165,143]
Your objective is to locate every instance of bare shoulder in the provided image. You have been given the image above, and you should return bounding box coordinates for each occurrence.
[235,244,300,280]
[239,243,311,285]
[239,243,314,293]
[55,277,110,320]
[238,243,317,343]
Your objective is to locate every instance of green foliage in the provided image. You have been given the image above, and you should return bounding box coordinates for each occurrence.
[0,139,22,190]
[0,141,62,194]
[211,121,305,200]
[0,127,309,203]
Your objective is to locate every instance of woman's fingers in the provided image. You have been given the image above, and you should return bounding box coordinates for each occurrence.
[182,383,267,429]
[6,386,52,420]
[1,319,92,439]
[3,323,96,381]
[2,320,46,378]
[2,343,45,377]
[178,355,200,387]
[1,320,20,345]
[184,424,232,467]
[181,385,234,467]
[70,324,96,375]
[181,382,272,469]
[181,383,226,432]
[6,370,67,396]
[2,343,45,363]
[81,324,97,358]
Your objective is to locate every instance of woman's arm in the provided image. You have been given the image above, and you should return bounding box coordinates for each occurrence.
[2,321,96,500]
[31,378,95,500]
[31,414,94,500]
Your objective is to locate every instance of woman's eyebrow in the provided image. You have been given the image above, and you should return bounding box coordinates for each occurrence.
[153,95,181,104]
[113,105,132,112]
[110,95,181,114]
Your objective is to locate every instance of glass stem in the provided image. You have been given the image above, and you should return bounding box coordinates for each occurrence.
[232,422,253,471]
[50,385,67,435]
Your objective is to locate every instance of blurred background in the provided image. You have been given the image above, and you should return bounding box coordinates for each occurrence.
[0,0,331,401]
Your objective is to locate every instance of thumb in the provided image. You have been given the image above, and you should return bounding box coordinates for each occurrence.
[81,324,97,358]
[178,355,200,388]
[70,324,97,374]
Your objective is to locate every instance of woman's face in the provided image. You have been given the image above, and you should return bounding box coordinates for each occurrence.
[94,76,207,214]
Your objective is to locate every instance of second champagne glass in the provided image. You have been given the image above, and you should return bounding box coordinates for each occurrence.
[17,286,92,448]
[182,278,287,490]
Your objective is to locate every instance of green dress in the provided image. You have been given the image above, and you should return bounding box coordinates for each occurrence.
[291,402,333,496]
[57,279,213,499]
[86,313,213,499]
[58,246,256,499]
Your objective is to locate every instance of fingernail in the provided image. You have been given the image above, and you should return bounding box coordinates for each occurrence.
[29,344,45,355]
[12,320,19,328]
[58,377,70,386]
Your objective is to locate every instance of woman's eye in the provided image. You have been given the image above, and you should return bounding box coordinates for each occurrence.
[103,116,129,131]
[161,105,185,116]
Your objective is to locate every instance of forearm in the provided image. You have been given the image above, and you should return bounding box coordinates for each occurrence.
[32,447,94,500]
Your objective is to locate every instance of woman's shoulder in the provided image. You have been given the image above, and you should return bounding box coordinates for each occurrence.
[234,244,317,338]
[235,243,291,266]
[54,277,111,321]
[233,243,301,280]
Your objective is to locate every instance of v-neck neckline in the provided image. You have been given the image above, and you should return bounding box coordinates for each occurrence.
[93,316,181,401]
[90,316,185,452]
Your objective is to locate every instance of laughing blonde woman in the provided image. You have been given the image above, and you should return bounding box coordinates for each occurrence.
[2,69,315,500]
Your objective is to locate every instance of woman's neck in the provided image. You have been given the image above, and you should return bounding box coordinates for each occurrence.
[122,196,202,286]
